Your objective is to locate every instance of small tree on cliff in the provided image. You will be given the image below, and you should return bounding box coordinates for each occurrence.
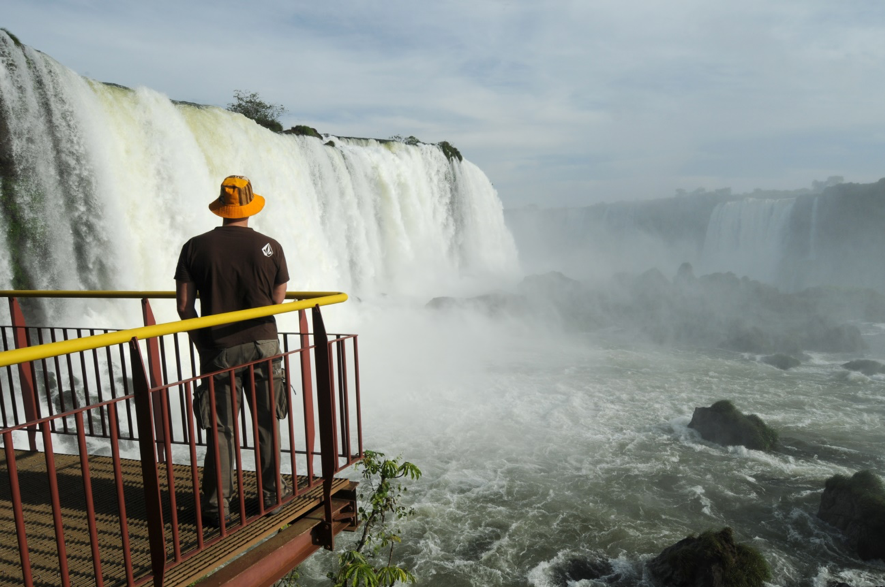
[329,450,421,587]
[279,450,421,587]
[227,90,286,132]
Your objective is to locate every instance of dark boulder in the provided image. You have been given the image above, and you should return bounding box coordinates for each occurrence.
[841,359,884,376]
[688,400,778,451]
[647,527,771,587]
[818,470,885,562]
[549,554,617,586]
[761,354,800,370]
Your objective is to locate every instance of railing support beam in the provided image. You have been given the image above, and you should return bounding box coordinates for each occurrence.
[8,298,38,451]
[130,338,167,586]
[142,299,167,462]
[299,309,316,479]
[312,305,338,550]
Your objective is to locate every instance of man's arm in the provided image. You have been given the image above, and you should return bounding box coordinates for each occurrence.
[272,281,288,305]
[176,280,199,320]
[176,279,207,351]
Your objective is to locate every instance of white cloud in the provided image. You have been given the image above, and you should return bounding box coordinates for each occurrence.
[4,0,885,207]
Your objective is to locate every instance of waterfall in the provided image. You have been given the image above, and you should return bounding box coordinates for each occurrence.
[0,32,519,325]
[699,198,797,283]
[808,195,819,261]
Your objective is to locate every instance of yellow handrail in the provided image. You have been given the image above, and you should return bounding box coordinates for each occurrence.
[0,290,348,368]
[0,290,344,300]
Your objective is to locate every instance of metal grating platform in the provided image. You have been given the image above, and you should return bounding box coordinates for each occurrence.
[0,449,352,587]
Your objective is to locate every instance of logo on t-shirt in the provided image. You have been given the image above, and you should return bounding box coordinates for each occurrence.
[262,243,273,257]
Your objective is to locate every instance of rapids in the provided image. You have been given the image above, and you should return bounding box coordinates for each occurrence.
[300,307,885,586]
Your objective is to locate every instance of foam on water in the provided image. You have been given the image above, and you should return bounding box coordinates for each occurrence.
[292,306,885,585]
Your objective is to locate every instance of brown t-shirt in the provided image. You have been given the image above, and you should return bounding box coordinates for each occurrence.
[174,226,290,350]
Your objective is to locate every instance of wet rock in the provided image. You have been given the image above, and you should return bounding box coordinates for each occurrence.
[802,320,865,353]
[688,400,778,451]
[817,470,885,562]
[647,527,770,587]
[549,554,617,586]
[721,325,771,354]
[761,353,800,370]
[284,124,323,139]
[841,359,884,376]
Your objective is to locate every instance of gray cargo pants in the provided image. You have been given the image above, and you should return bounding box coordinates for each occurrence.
[198,339,287,516]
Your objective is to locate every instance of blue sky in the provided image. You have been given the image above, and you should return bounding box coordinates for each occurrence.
[4,0,885,207]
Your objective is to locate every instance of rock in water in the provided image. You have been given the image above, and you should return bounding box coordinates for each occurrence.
[841,359,885,376]
[688,400,778,451]
[548,554,616,586]
[761,353,800,370]
[818,470,885,562]
[647,527,771,587]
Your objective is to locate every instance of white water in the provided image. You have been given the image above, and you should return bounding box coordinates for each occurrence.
[286,306,885,586]
[3,31,885,586]
[0,32,519,328]
[699,198,797,283]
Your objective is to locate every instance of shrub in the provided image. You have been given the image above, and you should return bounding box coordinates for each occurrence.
[227,90,286,132]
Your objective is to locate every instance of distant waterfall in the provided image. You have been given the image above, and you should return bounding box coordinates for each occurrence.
[699,198,797,283]
[0,32,519,324]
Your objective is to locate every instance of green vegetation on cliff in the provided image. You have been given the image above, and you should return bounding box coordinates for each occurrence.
[227,89,286,132]
[284,125,323,139]
[438,140,462,162]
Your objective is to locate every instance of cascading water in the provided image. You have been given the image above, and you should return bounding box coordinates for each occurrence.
[0,31,519,327]
[699,198,798,283]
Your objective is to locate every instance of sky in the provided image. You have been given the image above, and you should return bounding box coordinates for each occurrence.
[4,0,885,208]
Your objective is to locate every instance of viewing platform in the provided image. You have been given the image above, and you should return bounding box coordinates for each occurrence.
[0,291,364,586]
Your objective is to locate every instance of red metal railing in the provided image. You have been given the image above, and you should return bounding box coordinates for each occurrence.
[0,294,363,586]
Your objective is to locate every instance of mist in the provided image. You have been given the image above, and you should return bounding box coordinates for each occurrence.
[3,30,885,585]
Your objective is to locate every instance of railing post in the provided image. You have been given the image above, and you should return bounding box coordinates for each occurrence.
[312,305,338,550]
[299,309,316,479]
[8,297,38,451]
[141,299,167,463]
[130,337,167,586]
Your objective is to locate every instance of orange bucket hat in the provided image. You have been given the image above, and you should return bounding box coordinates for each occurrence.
[209,175,266,218]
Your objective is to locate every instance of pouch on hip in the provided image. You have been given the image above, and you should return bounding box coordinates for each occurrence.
[255,339,292,419]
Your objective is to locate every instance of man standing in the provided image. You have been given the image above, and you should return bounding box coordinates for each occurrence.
[175,175,291,526]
